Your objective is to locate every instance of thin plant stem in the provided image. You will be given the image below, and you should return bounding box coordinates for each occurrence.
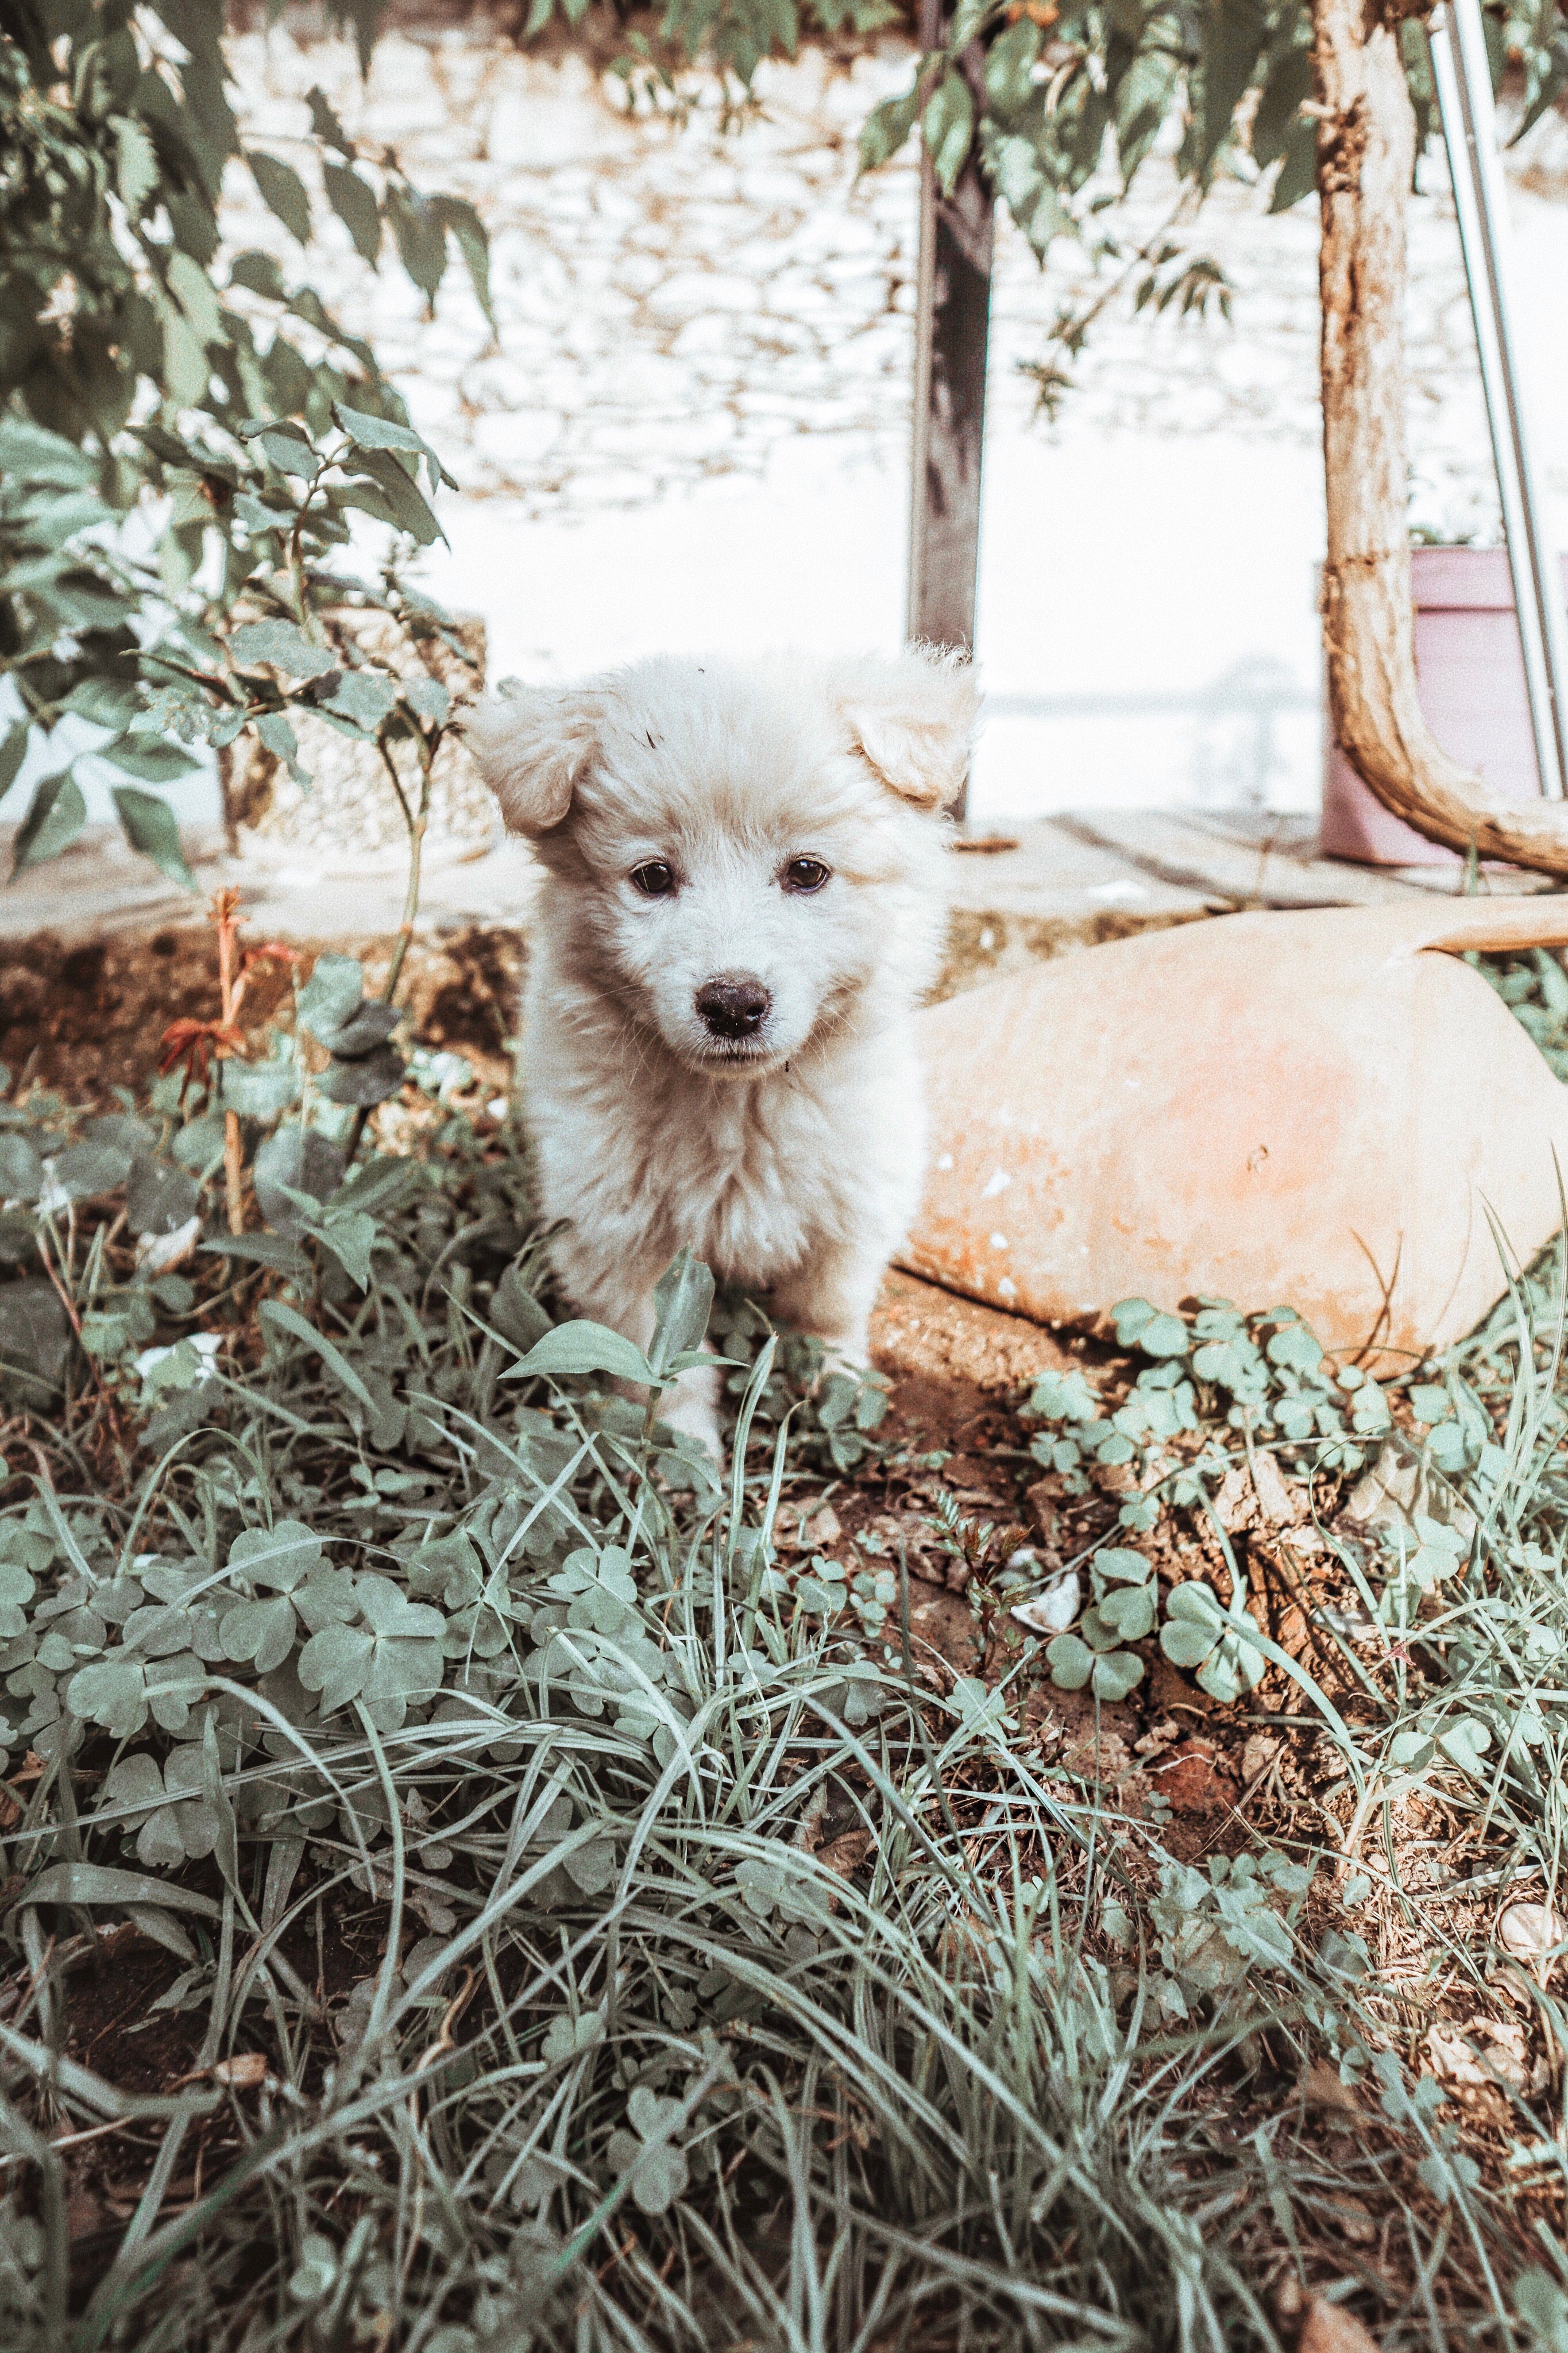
[345,727,435,1166]
[289,466,327,640]
[213,889,246,1236]
[380,730,430,1006]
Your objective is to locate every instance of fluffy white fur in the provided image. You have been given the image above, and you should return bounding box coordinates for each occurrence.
[465,648,979,1456]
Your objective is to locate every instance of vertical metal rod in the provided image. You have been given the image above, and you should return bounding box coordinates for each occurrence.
[1431,0,1568,799]
[906,0,994,824]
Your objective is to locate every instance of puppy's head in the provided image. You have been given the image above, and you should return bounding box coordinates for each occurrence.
[465,649,978,1077]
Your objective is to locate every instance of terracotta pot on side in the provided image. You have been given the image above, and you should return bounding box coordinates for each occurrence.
[903,898,1568,1370]
[1320,546,1568,866]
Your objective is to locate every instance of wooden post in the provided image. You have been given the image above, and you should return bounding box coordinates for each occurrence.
[907,0,994,822]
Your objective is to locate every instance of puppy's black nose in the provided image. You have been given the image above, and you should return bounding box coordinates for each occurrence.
[695,973,771,1039]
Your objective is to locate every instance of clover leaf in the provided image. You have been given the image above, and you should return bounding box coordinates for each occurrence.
[1436,1716,1492,1776]
[1092,1584,1157,1642]
[541,2009,604,2063]
[101,1744,223,1869]
[1046,1631,1144,1702]
[1159,1582,1266,1702]
[298,1575,444,1726]
[220,1595,297,1675]
[605,2089,692,2216]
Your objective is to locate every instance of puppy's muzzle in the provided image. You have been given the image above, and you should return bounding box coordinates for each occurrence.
[695,972,771,1040]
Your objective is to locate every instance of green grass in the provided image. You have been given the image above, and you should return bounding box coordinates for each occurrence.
[0,954,1566,2348]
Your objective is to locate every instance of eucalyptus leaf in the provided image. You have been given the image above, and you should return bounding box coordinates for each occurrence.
[0,1134,44,1204]
[127,1154,199,1237]
[231,621,337,681]
[314,1001,401,1059]
[221,1058,300,1119]
[53,1141,133,1198]
[297,954,365,1039]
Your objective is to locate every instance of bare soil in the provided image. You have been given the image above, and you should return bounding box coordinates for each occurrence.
[0,923,523,1098]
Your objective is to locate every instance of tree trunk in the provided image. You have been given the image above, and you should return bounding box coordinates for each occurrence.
[1314,0,1568,875]
[907,0,994,823]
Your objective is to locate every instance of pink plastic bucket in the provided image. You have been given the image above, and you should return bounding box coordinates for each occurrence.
[1320,545,1568,866]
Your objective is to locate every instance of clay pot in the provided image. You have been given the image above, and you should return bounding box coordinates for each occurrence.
[903,898,1568,1365]
[1321,547,1568,868]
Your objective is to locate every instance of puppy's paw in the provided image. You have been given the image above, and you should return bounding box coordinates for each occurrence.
[654,1364,726,1471]
[811,1333,870,1391]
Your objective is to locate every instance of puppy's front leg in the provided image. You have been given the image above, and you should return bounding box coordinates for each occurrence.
[552,1249,724,1464]
[649,1353,724,1462]
[768,1236,885,1382]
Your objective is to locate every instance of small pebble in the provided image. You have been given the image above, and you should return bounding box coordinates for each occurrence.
[1010,1570,1080,1635]
[1498,1900,1568,1965]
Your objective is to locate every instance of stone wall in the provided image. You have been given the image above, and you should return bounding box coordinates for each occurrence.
[219,16,1568,542]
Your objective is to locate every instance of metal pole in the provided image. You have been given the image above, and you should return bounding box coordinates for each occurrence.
[906,0,994,823]
[1431,0,1568,799]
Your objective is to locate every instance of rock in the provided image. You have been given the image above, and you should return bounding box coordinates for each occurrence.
[1499,1900,1568,1968]
[648,271,759,319]
[904,900,1568,1370]
[1241,1732,1280,1786]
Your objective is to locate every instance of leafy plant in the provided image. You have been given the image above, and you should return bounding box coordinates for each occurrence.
[1046,1544,1153,1701]
[1470,944,1568,1082]
[0,0,488,877]
[1158,1567,1267,1703]
[1022,1287,1402,1700]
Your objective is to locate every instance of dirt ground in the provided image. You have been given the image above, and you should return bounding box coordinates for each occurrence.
[0,921,523,1099]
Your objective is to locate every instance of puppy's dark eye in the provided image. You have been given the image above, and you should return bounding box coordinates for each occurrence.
[630,861,677,898]
[782,857,831,895]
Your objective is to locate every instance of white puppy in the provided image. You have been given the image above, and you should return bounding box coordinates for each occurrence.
[465,648,978,1457]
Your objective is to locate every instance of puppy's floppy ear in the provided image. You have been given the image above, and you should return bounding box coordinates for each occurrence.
[462,683,600,835]
[835,646,980,811]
